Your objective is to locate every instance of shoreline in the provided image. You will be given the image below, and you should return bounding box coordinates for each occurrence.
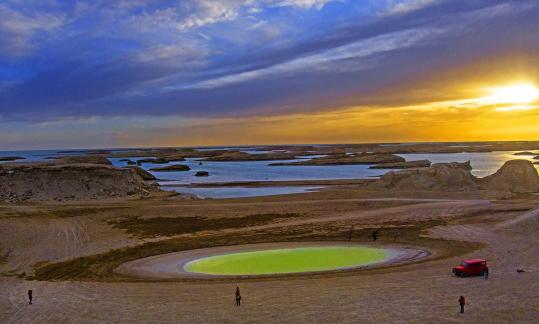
[158,179,374,188]
[114,242,430,280]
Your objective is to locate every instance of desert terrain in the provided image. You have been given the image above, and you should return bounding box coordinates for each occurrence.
[1,143,538,323]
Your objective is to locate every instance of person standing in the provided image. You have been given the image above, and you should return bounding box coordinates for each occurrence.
[235,287,242,306]
[484,267,489,279]
[372,229,379,242]
[28,290,33,305]
[458,296,465,313]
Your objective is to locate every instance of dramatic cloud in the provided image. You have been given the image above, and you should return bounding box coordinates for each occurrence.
[0,0,537,148]
[273,0,337,9]
[384,0,438,15]
[0,3,65,57]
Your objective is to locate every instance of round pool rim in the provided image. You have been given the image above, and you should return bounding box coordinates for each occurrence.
[115,242,430,279]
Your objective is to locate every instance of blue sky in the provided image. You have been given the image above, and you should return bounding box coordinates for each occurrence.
[0,0,538,149]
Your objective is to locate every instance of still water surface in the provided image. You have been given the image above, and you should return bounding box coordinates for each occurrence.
[2,148,537,198]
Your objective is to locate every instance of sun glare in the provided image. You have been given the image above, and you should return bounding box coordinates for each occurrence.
[486,84,539,104]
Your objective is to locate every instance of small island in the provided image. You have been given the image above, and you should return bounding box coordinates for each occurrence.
[369,160,431,169]
[202,151,298,161]
[0,156,26,162]
[149,164,191,172]
[270,153,405,166]
[514,151,539,156]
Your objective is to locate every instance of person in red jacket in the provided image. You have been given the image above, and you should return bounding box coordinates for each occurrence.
[458,296,466,313]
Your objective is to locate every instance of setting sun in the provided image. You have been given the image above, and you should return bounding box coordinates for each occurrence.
[2,1,539,323]
[486,84,539,104]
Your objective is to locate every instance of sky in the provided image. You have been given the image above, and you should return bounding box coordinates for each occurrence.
[0,0,538,150]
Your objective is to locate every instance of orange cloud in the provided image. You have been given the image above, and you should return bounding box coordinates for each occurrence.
[131,98,539,147]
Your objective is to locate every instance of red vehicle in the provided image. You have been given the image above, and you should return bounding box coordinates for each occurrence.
[453,259,488,277]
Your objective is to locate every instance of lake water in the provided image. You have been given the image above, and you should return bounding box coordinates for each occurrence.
[108,156,390,198]
[2,148,537,198]
[109,157,390,184]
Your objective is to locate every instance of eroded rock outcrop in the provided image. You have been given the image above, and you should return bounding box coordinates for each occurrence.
[53,155,112,165]
[371,160,539,194]
[0,164,155,203]
[128,166,157,180]
[479,160,539,193]
[149,164,190,172]
[136,158,171,165]
[369,160,431,169]
[514,151,539,156]
[203,151,298,161]
[374,161,477,191]
[0,156,26,162]
[270,153,405,166]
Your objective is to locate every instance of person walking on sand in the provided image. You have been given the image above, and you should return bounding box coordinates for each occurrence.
[28,290,32,305]
[484,267,489,279]
[235,287,242,306]
[458,296,465,313]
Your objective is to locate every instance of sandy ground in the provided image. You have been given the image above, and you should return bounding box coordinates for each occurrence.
[0,211,143,275]
[1,189,538,323]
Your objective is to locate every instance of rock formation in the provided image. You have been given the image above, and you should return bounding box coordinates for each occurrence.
[479,160,539,193]
[270,153,405,166]
[203,151,298,161]
[119,159,137,165]
[128,166,157,180]
[369,160,431,169]
[149,164,191,172]
[514,151,539,156]
[53,155,112,165]
[0,156,26,162]
[0,164,155,203]
[109,148,235,160]
[371,160,539,194]
[195,171,209,177]
[374,161,478,191]
[137,158,170,165]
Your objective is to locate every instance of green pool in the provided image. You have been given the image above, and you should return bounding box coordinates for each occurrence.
[183,246,390,275]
